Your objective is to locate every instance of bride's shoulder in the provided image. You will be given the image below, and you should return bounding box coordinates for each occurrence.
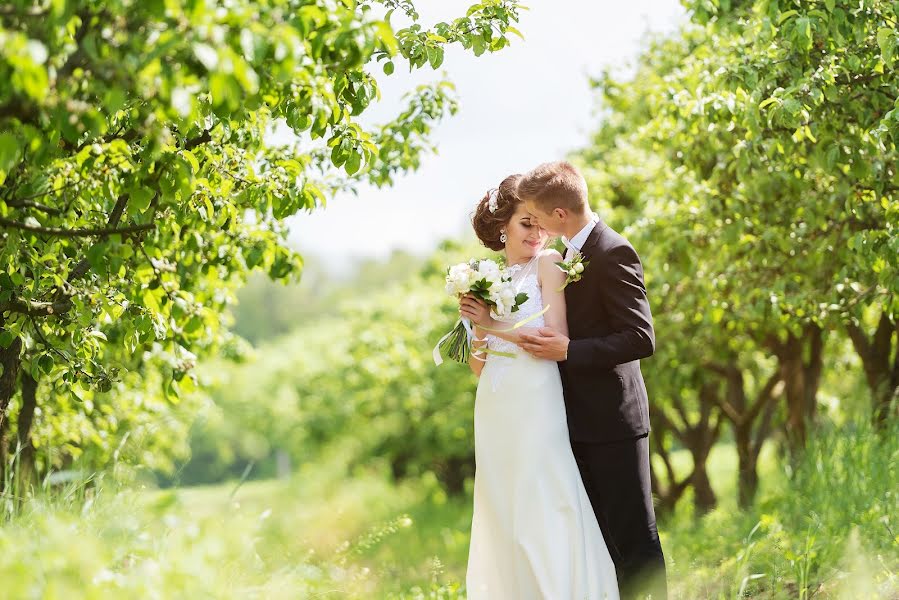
[537,248,563,264]
[536,249,564,287]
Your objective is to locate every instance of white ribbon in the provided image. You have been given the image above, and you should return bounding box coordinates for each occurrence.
[432,317,474,366]
[432,317,493,366]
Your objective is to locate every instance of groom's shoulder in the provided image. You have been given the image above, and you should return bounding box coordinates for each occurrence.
[594,225,643,264]
[595,223,634,253]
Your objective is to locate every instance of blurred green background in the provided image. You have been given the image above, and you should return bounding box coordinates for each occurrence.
[1,0,897,598]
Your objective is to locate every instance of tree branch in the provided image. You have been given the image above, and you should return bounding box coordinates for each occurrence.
[652,426,679,485]
[845,320,872,363]
[752,381,782,459]
[60,194,132,289]
[872,311,895,365]
[3,199,63,215]
[705,364,745,425]
[745,370,782,425]
[0,298,73,317]
[0,216,154,237]
[184,130,213,150]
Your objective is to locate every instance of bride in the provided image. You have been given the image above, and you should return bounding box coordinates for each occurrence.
[459,174,619,599]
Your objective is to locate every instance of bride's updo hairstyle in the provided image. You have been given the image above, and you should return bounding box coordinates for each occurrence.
[472,174,523,251]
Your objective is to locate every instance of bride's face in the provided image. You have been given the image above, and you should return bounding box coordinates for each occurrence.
[504,202,548,258]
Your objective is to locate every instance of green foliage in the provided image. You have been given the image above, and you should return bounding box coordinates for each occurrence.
[229,250,423,346]
[664,421,899,598]
[2,423,896,598]
[573,0,899,510]
[175,240,487,491]
[0,1,523,477]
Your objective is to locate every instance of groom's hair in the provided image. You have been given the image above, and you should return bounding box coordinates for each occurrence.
[517,161,589,215]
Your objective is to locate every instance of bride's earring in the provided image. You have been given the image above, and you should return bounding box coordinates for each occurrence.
[500,229,507,244]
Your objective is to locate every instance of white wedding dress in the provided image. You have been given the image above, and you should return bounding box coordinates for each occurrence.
[466,257,619,600]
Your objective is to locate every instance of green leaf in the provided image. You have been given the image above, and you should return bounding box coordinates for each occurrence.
[0,330,16,349]
[877,27,895,65]
[345,150,362,175]
[38,354,54,375]
[0,133,21,185]
[427,46,444,69]
[778,10,799,24]
[131,186,154,213]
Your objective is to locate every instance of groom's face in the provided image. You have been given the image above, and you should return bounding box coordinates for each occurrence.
[524,200,565,236]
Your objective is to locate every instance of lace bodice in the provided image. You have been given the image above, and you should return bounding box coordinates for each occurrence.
[486,257,544,359]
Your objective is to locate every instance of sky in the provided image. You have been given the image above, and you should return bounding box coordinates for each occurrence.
[285,1,687,272]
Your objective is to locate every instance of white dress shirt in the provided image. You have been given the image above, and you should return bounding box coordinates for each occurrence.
[562,212,600,259]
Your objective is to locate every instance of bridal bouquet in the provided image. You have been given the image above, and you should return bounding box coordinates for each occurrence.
[434,258,528,365]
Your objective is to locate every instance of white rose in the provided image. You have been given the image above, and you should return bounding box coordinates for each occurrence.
[568,268,577,277]
[574,262,585,274]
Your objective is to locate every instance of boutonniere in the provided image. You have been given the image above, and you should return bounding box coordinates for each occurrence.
[555,251,589,292]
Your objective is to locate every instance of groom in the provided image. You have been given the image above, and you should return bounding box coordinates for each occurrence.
[516,161,667,599]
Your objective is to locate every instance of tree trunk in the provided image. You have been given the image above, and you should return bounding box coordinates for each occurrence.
[440,454,474,496]
[706,362,782,509]
[649,426,691,516]
[16,371,38,479]
[734,423,758,508]
[770,324,823,453]
[781,349,807,450]
[887,333,899,423]
[0,317,23,491]
[691,460,716,513]
[846,312,898,425]
[655,384,723,515]
[689,385,722,514]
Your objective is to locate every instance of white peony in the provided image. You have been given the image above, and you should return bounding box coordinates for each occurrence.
[446,264,475,295]
[477,259,501,277]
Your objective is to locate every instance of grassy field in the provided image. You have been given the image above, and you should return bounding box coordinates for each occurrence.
[1,428,896,599]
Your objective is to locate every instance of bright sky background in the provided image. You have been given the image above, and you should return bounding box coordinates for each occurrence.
[285,1,687,271]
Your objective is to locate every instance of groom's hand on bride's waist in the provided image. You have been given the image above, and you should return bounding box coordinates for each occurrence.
[518,328,569,361]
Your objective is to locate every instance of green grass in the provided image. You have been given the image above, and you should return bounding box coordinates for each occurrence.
[1,426,897,599]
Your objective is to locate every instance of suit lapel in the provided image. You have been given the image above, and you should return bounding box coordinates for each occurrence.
[578,217,608,260]
[563,217,608,307]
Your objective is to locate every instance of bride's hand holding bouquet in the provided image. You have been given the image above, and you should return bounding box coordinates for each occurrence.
[433,258,528,365]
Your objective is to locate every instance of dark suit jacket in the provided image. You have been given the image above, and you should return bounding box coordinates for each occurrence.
[559,218,655,443]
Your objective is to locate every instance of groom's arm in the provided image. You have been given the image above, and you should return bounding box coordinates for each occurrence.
[564,243,655,370]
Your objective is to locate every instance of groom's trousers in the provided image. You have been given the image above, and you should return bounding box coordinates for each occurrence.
[572,434,667,600]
